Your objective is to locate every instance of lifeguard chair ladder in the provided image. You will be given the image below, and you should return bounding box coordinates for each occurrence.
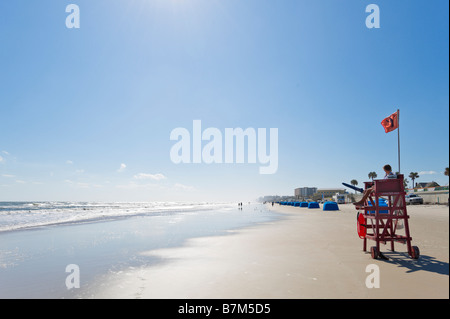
[356,174,420,260]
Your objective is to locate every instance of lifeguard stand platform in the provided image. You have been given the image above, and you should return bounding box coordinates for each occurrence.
[355,174,420,260]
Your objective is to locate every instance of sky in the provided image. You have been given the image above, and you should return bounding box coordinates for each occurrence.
[0,0,449,202]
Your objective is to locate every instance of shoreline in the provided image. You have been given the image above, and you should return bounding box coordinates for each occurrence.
[0,203,279,299]
[90,203,449,299]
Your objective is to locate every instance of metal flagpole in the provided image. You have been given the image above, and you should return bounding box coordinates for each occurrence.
[397,109,400,173]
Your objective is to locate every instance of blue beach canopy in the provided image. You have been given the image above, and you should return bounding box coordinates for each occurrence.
[323,201,339,211]
[300,202,309,207]
[368,198,389,214]
[308,202,320,209]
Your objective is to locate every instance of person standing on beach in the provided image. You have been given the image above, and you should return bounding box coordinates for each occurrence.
[353,164,397,206]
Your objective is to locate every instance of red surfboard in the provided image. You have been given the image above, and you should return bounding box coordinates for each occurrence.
[357,212,367,239]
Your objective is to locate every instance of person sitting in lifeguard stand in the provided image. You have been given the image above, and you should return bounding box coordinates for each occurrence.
[353,164,397,206]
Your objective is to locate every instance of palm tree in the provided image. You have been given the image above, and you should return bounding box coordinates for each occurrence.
[445,167,449,176]
[409,172,419,188]
[368,172,377,181]
[350,179,358,194]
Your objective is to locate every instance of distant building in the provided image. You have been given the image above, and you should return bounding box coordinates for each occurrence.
[295,187,317,199]
[314,188,346,200]
[416,182,440,188]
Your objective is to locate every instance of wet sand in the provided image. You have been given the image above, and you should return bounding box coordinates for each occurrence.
[92,204,449,299]
[0,204,277,299]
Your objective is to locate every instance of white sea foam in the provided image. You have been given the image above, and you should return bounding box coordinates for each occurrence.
[0,201,233,233]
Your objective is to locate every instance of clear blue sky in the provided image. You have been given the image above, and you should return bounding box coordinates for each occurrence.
[0,0,448,202]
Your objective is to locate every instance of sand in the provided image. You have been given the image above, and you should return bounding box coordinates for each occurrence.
[91,203,449,299]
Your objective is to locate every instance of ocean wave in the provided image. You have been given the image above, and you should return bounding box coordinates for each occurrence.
[0,201,233,233]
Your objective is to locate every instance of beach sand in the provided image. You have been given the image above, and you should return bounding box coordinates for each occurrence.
[91,203,449,299]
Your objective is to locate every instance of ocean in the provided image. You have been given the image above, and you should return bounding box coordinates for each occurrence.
[0,201,243,233]
[0,201,279,298]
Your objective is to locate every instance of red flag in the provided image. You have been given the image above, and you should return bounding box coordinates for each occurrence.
[381,111,399,133]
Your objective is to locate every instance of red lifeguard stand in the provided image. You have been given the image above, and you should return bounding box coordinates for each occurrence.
[356,174,420,260]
